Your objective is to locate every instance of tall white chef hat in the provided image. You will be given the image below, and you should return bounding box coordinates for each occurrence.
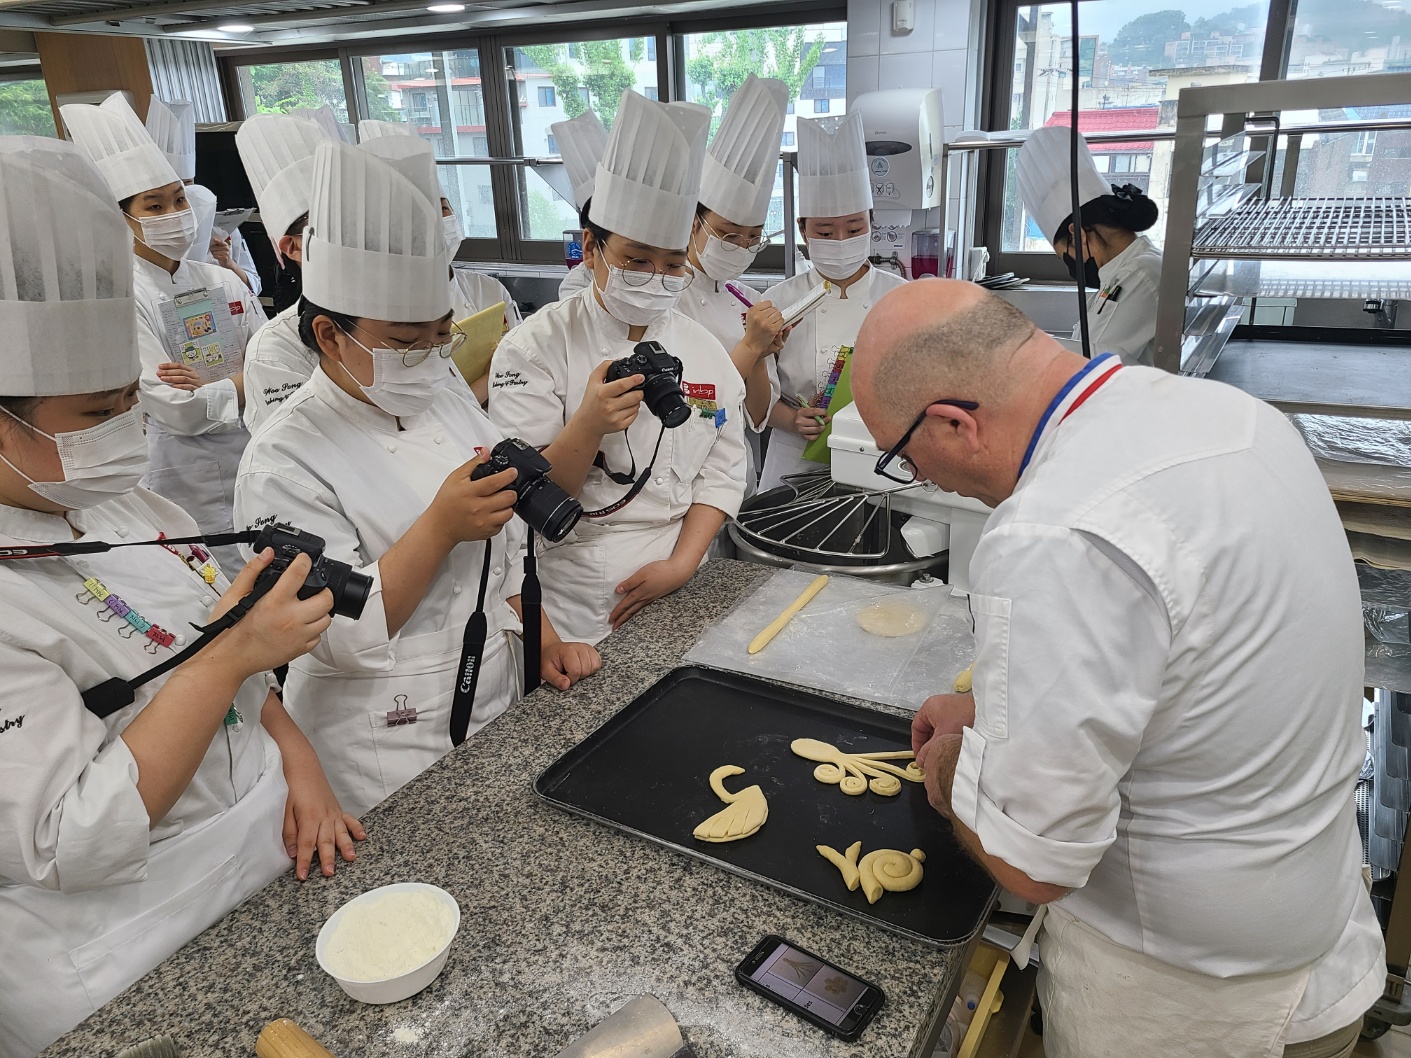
[145,97,197,182]
[293,106,353,144]
[235,114,329,244]
[358,135,442,211]
[796,110,873,218]
[186,182,218,264]
[1017,126,1111,246]
[0,137,138,397]
[590,91,710,250]
[550,109,608,209]
[302,140,450,322]
[358,119,413,141]
[60,93,180,204]
[700,75,788,226]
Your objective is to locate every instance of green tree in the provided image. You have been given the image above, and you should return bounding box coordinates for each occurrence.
[522,40,639,129]
[1107,10,1191,66]
[685,28,827,136]
[0,79,57,137]
[243,60,349,118]
[1191,4,1264,37]
[526,187,567,240]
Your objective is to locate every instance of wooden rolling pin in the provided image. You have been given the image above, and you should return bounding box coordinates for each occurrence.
[748,575,829,655]
[256,1020,337,1058]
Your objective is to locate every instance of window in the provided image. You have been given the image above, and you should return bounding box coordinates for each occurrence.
[644,86,659,101]
[681,20,846,248]
[1353,131,1377,156]
[538,85,556,107]
[0,76,56,137]
[1287,0,1411,79]
[236,58,349,120]
[546,132,558,154]
[506,37,658,241]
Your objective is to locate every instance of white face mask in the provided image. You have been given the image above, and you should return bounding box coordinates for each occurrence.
[128,208,198,261]
[0,406,148,510]
[338,330,453,418]
[594,265,684,327]
[442,213,464,253]
[808,232,872,280]
[695,230,753,283]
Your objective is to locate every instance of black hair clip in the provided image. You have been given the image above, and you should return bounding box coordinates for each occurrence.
[1111,183,1143,201]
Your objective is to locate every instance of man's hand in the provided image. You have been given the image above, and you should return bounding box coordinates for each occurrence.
[157,361,202,391]
[911,692,976,754]
[917,733,963,819]
[610,556,694,629]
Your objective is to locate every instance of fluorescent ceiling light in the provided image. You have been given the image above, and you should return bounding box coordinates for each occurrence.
[218,22,255,31]
[427,3,466,10]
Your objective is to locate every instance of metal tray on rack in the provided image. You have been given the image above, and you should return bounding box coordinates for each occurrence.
[1193,197,1411,260]
[534,666,997,947]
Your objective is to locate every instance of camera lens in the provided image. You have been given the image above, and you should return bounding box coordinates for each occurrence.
[516,476,583,543]
[319,558,373,620]
[642,372,691,428]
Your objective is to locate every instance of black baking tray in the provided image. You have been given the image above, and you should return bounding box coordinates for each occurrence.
[534,666,997,946]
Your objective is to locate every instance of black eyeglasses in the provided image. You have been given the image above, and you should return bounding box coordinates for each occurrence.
[874,399,980,483]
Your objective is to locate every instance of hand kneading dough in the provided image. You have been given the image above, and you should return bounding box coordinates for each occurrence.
[856,599,928,637]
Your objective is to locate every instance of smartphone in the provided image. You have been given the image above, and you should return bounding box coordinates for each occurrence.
[735,934,885,1042]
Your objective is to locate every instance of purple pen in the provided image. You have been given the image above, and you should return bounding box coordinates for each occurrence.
[724,282,754,309]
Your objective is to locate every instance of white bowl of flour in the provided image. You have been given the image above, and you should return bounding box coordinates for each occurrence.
[316,882,460,1004]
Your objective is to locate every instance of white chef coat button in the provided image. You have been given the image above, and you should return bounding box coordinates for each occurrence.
[174,634,187,647]
[387,443,398,453]
[654,475,665,485]
[114,525,129,537]
[434,435,445,444]
[493,566,503,576]
[452,584,463,595]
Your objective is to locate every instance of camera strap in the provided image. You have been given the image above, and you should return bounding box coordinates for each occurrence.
[585,424,667,519]
[0,530,257,562]
[521,528,541,694]
[449,542,494,746]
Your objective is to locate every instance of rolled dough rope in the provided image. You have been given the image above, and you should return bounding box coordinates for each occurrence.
[692,765,769,843]
[856,598,929,637]
[816,840,863,891]
[791,738,924,797]
[954,665,973,694]
[857,848,926,905]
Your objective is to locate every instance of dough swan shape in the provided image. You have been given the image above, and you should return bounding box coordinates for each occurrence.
[692,766,769,842]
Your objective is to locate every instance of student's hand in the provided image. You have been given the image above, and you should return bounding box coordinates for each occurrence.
[911,692,975,756]
[210,232,234,268]
[766,324,792,355]
[574,359,644,437]
[540,640,601,690]
[204,549,335,678]
[425,452,518,547]
[792,406,831,441]
[157,362,202,391]
[281,756,365,880]
[742,301,786,357]
[610,556,694,630]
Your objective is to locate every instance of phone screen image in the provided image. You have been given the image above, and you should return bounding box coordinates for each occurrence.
[748,942,869,1027]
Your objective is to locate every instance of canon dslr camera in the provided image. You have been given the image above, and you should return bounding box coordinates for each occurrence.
[605,341,690,428]
[250,524,372,620]
[470,438,583,542]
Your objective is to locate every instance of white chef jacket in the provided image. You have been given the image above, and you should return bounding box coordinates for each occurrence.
[759,265,907,491]
[243,303,318,436]
[234,367,525,817]
[675,276,779,433]
[227,229,262,297]
[557,263,593,302]
[134,255,263,568]
[1076,234,1162,366]
[488,285,747,644]
[0,490,287,1058]
[948,361,1383,1041]
[451,267,522,330]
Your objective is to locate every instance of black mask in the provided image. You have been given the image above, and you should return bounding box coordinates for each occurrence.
[1062,251,1101,289]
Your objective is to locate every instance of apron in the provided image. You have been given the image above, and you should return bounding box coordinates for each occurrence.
[0,738,289,1058]
[1037,902,1313,1058]
[758,287,875,494]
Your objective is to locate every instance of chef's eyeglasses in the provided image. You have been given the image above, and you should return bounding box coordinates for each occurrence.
[874,399,980,484]
[700,215,778,255]
[601,246,695,292]
[343,322,465,367]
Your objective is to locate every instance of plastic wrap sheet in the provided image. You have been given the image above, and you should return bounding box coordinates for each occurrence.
[1292,414,1411,469]
[682,568,975,712]
[1367,642,1411,693]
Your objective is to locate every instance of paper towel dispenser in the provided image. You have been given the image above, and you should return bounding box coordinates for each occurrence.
[852,89,943,210]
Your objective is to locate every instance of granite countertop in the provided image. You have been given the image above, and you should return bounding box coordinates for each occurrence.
[44,560,968,1058]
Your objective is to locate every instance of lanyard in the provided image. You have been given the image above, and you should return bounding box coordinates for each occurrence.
[586,422,667,519]
[1017,354,1122,479]
[449,540,494,746]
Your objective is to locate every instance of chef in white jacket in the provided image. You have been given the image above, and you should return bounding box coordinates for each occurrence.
[235,141,598,817]
[490,90,747,645]
[237,114,331,433]
[1017,126,1164,366]
[758,110,906,492]
[852,280,1383,1058]
[676,75,789,491]
[0,137,358,1058]
[62,95,263,572]
[550,110,609,302]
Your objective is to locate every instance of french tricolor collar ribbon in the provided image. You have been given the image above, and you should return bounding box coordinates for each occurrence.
[1017,353,1122,479]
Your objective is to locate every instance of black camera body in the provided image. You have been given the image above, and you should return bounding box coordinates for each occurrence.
[470,438,583,542]
[250,524,372,620]
[606,341,690,428]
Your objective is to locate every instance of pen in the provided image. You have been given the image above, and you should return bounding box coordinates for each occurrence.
[1097,284,1121,315]
[725,282,754,309]
[796,393,826,426]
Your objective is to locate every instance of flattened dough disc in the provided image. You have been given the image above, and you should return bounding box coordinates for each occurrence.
[856,599,928,638]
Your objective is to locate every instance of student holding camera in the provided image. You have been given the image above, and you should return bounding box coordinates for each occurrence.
[489,90,748,645]
[235,142,598,817]
[0,138,360,1058]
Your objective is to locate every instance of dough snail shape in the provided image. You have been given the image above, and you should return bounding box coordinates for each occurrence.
[817,841,926,904]
[790,738,925,797]
[693,765,769,843]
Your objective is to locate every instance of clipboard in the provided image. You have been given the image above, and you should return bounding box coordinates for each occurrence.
[450,300,506,384]
[801,347,853,464]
